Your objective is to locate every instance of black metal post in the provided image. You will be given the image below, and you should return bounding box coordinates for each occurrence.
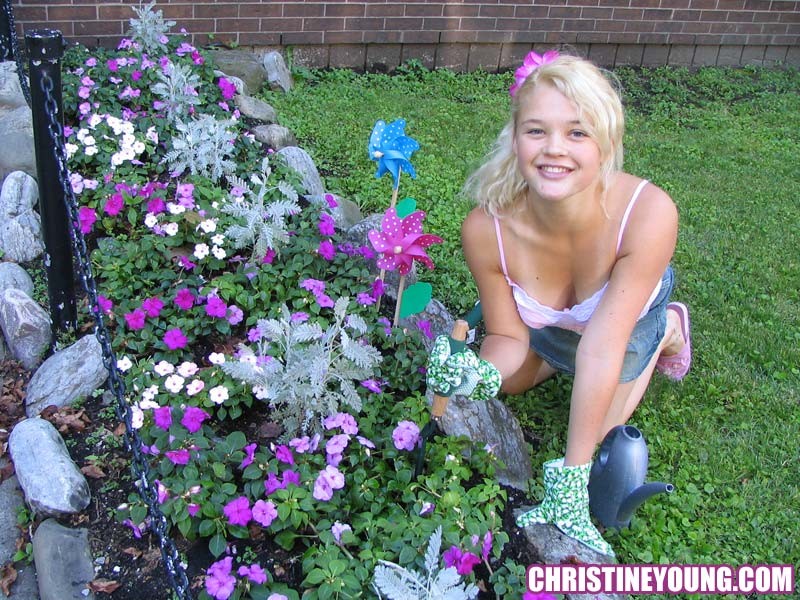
[0,0,14,61]
[26,29,77,342]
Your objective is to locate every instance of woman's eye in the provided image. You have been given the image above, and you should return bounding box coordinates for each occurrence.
[571,130,588,138]
[527,128,544,135]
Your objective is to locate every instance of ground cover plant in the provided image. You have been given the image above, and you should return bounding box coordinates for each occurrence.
[9,3,798,599]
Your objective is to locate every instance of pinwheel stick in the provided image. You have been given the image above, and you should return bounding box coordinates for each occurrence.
[393,274,406,327]
[390,166,402,208]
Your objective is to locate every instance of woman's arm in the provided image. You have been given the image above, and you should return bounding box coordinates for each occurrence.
[565,183,678,464]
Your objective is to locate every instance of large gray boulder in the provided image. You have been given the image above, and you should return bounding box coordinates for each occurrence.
[277,146,325,197]
[206,49,267,94]
[0,260,34,297]
[262,50,293,93]
[235,94,277,123]
[0,470,38,598]
[32,519,95,600]
[0,287,51,370]
[0,62,35,181]
[0,170,44,262]
[252,123,297,150]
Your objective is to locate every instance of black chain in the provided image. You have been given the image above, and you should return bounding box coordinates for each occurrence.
[2,0,30,106]
[39,73,194,600]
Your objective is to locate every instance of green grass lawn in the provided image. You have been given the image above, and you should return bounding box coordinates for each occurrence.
[262,63,800,598]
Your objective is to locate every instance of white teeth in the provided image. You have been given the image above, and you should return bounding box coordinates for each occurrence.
[540,165,569,173]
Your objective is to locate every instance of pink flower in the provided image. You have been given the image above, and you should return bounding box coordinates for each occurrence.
[141,296,164,318]
[78,206,97,234]
[124,309,146,330]
[261,249,276,264]
[205,557,236,600]
[147,196,166,214]
[508,49,560,97]
[240,443,257,469]
[238,564,268,585]
[223,496,252,527]
[318,213,335,236]
[360,379,383,394]
[331,521,352,544]
[300,278,325,295]
[251,500,278,527]
[318,240,335,261]
[274,445,294,465]
[442,546,481,576]
[226,305,243,325]
[392,420,420,451]
[104,192,125,216]
[165,449,190,465]
[368,208,443,275]
[282,470,300,487]
[316,293,334,308]
[153,406,172,430]
[181,406,209,433]
[174,288,195,310]
[205,296,228,318]
[163,328,188,350]
[313,465,345,501]
[357,292,375,306]
[264,472,285,496]
[323,413,359,435]
[218,77,236,100]
[323,193,338,208]
[97,295,113,313]
[417,319,434,339]
[188,503,200,517]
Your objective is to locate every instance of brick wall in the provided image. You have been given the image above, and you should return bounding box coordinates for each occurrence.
[11,1,800,69]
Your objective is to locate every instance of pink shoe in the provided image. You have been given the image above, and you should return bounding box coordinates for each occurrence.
[656,302,692,381]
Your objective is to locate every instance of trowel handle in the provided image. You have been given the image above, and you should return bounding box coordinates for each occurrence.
[431,319,470,419]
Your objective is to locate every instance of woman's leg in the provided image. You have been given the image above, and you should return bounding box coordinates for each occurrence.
[501,348,557,395]
[598,306,686,441]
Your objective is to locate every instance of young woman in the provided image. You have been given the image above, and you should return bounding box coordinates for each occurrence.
[426,51,691,556]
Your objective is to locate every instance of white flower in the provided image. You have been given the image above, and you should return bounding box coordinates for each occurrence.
[186,379,205,396]
[65,143,78,158]
[84,145,98,157]
[142,384,159,403]
[144,213,159,228]
[154,360,175,376]
[117,356,133,372]
[208,352,225,365]
[209,385,229,404]
[138,398,159,411]
[82,135,96,147]
[163,222,179,237]
[240,354,257,366]
[88,113,103,128]
[193,243,210,260]
[252,385,269,400]
[110,152,125,167]
[164,374,185,393]
[177,361,199,378]
[130,405,144,429]
[167,202,185,215]
[146,126,158,143]
[132,140,145,154]
[211,245,226,260]
[211,234,225,245]
[76,128,90,142]
[199,219,216,233]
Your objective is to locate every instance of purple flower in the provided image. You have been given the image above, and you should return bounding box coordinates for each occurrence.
[290,311,309,323]
[419,501,435,516]
[274,444,295,465]
[300,278,326,295]
[326,434,350,459]
[251,499,278,527]
[481,530,493,561]
[165,449,190,465]
[331,521,352,544]
[238,564,268,585]
[318,213,335,236]
[188,503,200,517]
[316,293,334,308]
[122,518,143,538]
[205,296,228,318]
[107,58,119,72]
[104,192,125,216]
[223,496,252,527]
[360,379,383,394]
[181,406,209,433]
[313,465,345,501]
[163,328,188,350]
[124,309,146,330]
[226,305,244,325]
[318,240,336,261]
[282,470,300,487]
[153,406,172,430]
[147,196,166,214]
[264,472,285,496]
[218,77,236,100]
[357,435,376,449]
[371,278,385,300]
[156,480,169,503]
[357,292,376,306]
[240,443,257,469]
[377,316,392,336]
[174,288,195,310]
[205,557,236,600]
[392,420,420,451]
[261,249,276,264]
[97,295,113,314]
[78,206,97,234]
[442,546,481,576]
[417,319,434,339]
[141,296,164,318]
[323,193,338,208]
[323,413,358,435]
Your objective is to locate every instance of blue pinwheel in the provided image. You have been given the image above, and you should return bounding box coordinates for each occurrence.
[368,118,419,190]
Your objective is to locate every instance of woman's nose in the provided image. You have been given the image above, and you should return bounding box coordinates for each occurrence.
[543,133,567,155]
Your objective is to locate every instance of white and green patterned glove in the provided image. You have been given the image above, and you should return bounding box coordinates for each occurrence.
[426,335,501,401]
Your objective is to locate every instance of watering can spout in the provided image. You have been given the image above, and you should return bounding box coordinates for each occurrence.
[616,481,675,525]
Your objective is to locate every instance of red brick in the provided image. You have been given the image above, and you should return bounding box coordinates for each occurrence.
[47,6,97,20]
[479,5,515,18]
[194,4,239,19]
[283,3,325,18]
[366,4,405,18]
[564,19,598,32]
[444,4,480,18]
[325,30,363,44]
[401,30,439,44]
[404,3,444,17]
[668,33,698,43]
[548,6,583,19]
[717,0,746,9]
[612,8,645,20]
[261,18,303,33]
[363,30,402,43]
[689,0,717,9]
[637,33,669,43]
[581,7,614,20]
[496,18,534,32]
[73,20,121,36]
[420,17,461,31]
[460,17,498,31]
[514,5,549,19]
[346,17,386,31]
[238,31,282,46]
[440,30,479,43]
[282,31,324,44]
[216,18,260,32]
[576,31,610,43]
[305,17,346,31]
[325,3,365,18]
[242,4,283,17]
[545,30,578,44]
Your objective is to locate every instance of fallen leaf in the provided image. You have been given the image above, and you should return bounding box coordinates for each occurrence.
[113,422,126,437]
[89,578,121,594]
[81,464,107,479]
[122,546,142,559]
[0,562,18,596]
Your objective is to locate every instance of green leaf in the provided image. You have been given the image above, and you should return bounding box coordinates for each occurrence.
[304,567,327,585]
[208,533,227,557]
[129,504,148,525]
[399,282,432,318]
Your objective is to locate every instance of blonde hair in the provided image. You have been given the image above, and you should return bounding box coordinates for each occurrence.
[463,53,625,217]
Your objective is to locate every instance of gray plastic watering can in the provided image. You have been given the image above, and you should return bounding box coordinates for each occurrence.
[588,425,674,529]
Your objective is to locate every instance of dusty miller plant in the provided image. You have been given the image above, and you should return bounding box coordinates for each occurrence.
[221,297,382,435]
[164,114,237,180]
[373,526,479,600]
[152,61,203,123]
[222,157,301,261]
[127,1,176,55]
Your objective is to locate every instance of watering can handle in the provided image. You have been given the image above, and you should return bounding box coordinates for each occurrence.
[430,319,471,419]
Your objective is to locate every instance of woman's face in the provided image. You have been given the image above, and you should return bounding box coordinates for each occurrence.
[512,82,603,204]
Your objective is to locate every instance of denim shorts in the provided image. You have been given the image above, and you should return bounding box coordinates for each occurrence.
[529,266,675,383]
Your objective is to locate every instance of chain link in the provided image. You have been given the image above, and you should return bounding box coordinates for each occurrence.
[39,73,194,600]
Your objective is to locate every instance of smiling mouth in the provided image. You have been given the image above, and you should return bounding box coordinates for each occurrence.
[538,165,571,174]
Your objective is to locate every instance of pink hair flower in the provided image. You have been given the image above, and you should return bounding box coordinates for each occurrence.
[368,207,443,275]
[509,50,560,97]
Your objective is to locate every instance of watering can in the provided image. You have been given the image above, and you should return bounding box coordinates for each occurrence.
[588,425,674,529]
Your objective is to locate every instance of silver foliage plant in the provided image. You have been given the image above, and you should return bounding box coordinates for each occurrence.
[221,297,383,435]
[127,1,176,54]
[373,526,479,600]
[152,61,203,123]
[163,114,237,181]
[222,157,301,261]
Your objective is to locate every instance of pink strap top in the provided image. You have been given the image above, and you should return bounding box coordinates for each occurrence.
[495,180,661,332]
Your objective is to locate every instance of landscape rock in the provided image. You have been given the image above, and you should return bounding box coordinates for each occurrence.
[440,394,533,491]
[8,417,90,517]
[213,69,248,96]
[235,94,277,123]
[398,298,455,351]
[277,146,325,197]
[0,63,35,181]
[0,170,44,262]
[252,123,297,150]
[0,287,51,370]
[307,193,363,231]
[25,334,108,417]
[0,61,28,110]
[0,260,35,297]
[0,469,39,599]
[262,50,294,93]
[32,518,95,600]
[206,49,266,94]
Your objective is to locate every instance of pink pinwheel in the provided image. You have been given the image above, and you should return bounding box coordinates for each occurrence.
[368,207,442,276]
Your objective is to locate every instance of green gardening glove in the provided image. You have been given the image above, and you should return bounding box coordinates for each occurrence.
[426,335,502,401]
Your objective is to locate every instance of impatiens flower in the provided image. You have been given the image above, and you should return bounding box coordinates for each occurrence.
[357,292,375,306]
[264,471,285,495]
[360,379,383,394]
[417,319,434,339]
[318,239,335,261]
[331,521,352,544]
[325,434,350,459]
[97,295,113,313]
[177,361,199,378]
[124,309,146,330]
[282,470,301,487]
[122,518,143,538]
[163,328,188,350]
[368,207,443,275]
[164,374,184,393]
[205,296,228,318]
[165,449,190,465]
[318,212,335,236]
[209,385,229,404]
[238,564,268,585]
[368,118,420,189]
[226,305,243,325]
[154,360,175,376]
[155,479,169,503]
[240,442,257,469]
[274,445,294,465]
[104,192,125,216]
[218,76,237,100]
[153,406,172,430]
[290,311,309,323]
[268,595,289,600]
[205,556,236,600]
[420,501,435,516]
[181,406,209,433]
[141,297,164,318]
[323,413,358,435]
[174,288,195,310]
[116,356,132,371]
[392,420,420,451]
[186,379,204,396]
[442,546,481,576]
[251,500,278,527]
[313,465,345,501]
[223,496,252,527]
